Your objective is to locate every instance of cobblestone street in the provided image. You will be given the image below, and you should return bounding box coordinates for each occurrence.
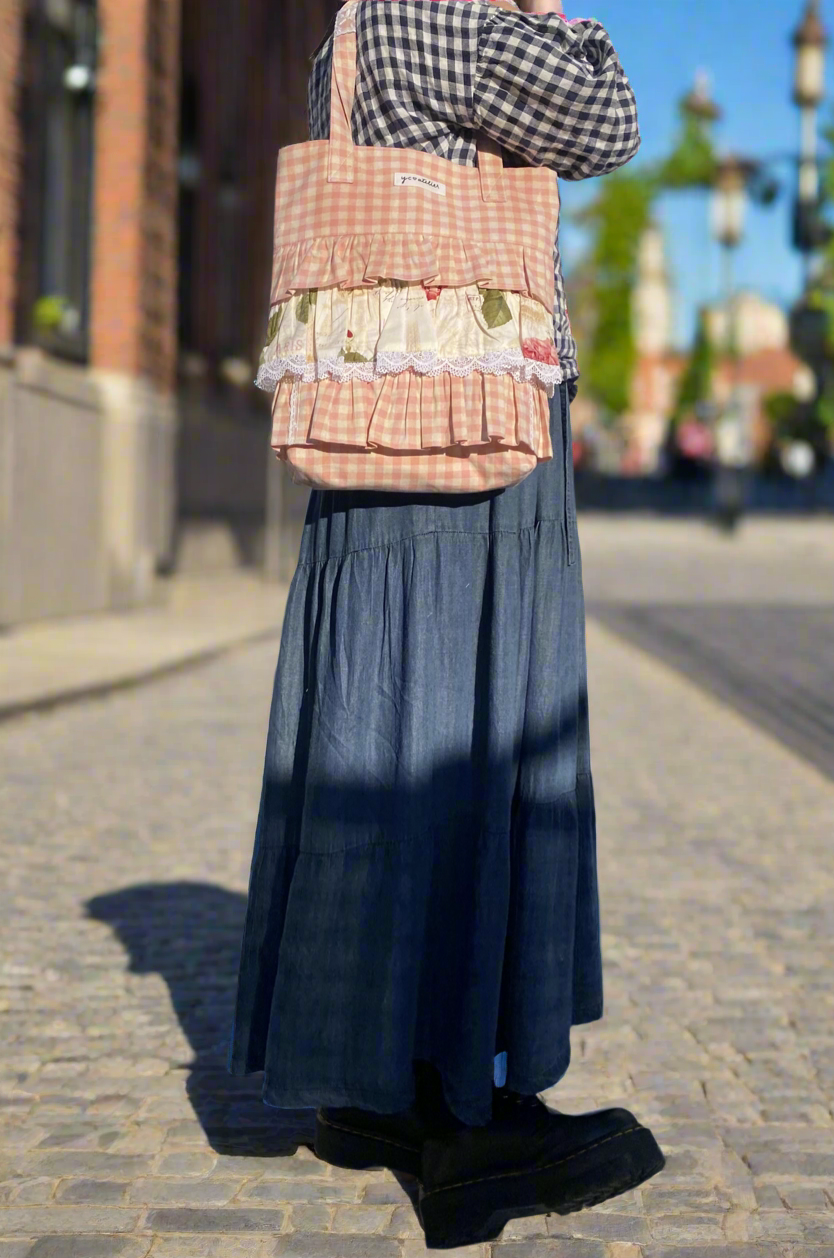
[1,518,833,1257]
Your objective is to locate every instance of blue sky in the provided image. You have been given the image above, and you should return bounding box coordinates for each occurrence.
[559,0,832,348]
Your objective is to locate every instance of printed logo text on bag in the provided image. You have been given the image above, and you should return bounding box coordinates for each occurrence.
[394,173,447,196]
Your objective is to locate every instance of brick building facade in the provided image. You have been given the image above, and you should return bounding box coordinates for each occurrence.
[0,0,24,351]
[0,0,334,625]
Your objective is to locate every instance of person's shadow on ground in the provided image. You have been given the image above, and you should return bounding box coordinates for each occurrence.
[85,882,421,1206]
[87,881,316,1156]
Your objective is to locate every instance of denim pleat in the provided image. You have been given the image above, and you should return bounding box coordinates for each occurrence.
[228,382,603,1127]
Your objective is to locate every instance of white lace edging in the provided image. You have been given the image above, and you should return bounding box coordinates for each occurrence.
[288,379,301,444]
[255,349,562,396]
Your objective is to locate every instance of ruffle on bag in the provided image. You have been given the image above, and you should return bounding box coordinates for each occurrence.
[257,281,562,397]
[269,234,556,316]
[270,369,554,460]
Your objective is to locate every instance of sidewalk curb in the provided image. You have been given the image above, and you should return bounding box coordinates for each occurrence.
[0,624,283,725]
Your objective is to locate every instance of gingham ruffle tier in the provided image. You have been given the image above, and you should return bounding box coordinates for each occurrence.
[271,369,554,460]
[269,233,556,315]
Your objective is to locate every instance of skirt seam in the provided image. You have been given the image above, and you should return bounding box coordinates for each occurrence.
[297,518,563,570]
[259,779,590,853]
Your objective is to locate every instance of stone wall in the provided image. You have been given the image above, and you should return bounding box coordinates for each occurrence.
[0,352,108,626]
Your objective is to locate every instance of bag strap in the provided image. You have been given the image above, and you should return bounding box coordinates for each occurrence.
[327,3,359,184]
[474,134,507,202]
[327,0,506,203]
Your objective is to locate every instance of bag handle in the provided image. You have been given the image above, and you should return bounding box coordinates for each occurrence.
[474,134,507,202]
[327,3,359,184]
[327,0,506,203]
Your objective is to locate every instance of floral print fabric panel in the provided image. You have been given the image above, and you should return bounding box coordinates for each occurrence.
[256,281,562,396]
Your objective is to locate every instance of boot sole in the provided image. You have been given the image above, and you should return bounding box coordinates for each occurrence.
[314,1109,422,1179]
[418,1123,665,1249]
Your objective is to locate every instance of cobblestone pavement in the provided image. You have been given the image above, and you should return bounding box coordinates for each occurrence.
[2,530,834,1255]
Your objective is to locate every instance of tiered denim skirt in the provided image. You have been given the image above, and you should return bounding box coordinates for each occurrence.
[228,381,603,1128]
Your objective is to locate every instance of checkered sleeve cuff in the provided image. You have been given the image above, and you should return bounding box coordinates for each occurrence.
[473,7,641,180]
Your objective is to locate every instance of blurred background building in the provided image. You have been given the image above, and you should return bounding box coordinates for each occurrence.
[2,0,833,629]
[0,0,334,626]
[568,220,812,477]
[627,242,809,474]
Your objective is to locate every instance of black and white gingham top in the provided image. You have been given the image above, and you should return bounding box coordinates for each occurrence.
[307,0,640,385]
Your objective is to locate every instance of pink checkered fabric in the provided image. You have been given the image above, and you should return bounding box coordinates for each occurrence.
[284,444,539,493]
[270,0,562,494]
[271,370,554,449]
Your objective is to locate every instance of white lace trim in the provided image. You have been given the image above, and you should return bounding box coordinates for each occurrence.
[256,349,562,395]
[289,379,300,444]
[334,1,358,37]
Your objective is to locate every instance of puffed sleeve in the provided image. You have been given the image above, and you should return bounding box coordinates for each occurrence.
[309,1,640,181]
[472,7,641,179]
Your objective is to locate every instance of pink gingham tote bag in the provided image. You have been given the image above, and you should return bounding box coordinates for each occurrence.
[259,0,563,493]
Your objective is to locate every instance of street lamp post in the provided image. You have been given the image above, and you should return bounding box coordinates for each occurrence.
[792,0,830,277]
[787,0,833,488]
[710,155,756,531]
[711,154,749,327]
[664,11,832,507]
[682,69,723,129]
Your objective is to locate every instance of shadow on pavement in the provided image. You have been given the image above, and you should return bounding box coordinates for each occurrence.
[84,686,588,1180]
[589,602,834,783]
[86,880,318,1158]
[83,880,440,1207]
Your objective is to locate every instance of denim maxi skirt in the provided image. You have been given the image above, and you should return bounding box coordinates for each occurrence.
[228,381,603,1128]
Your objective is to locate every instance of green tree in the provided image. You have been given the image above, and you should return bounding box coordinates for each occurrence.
[672,307,715,423]
[763,389,800,437]
[791,112,834,446]
[572,85,720,423]
[657,111,718,192]
[574,173,654,420]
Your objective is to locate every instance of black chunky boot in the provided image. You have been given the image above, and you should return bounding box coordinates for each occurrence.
[314,1061,465,1179]
[417,1086,666,1250]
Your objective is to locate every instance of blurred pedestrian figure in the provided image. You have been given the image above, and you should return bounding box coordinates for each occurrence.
[712,392,754,533]
[670,406,716,481]
[228,0,664,1245]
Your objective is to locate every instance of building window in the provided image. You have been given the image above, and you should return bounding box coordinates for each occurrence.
[18,0,98,361]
